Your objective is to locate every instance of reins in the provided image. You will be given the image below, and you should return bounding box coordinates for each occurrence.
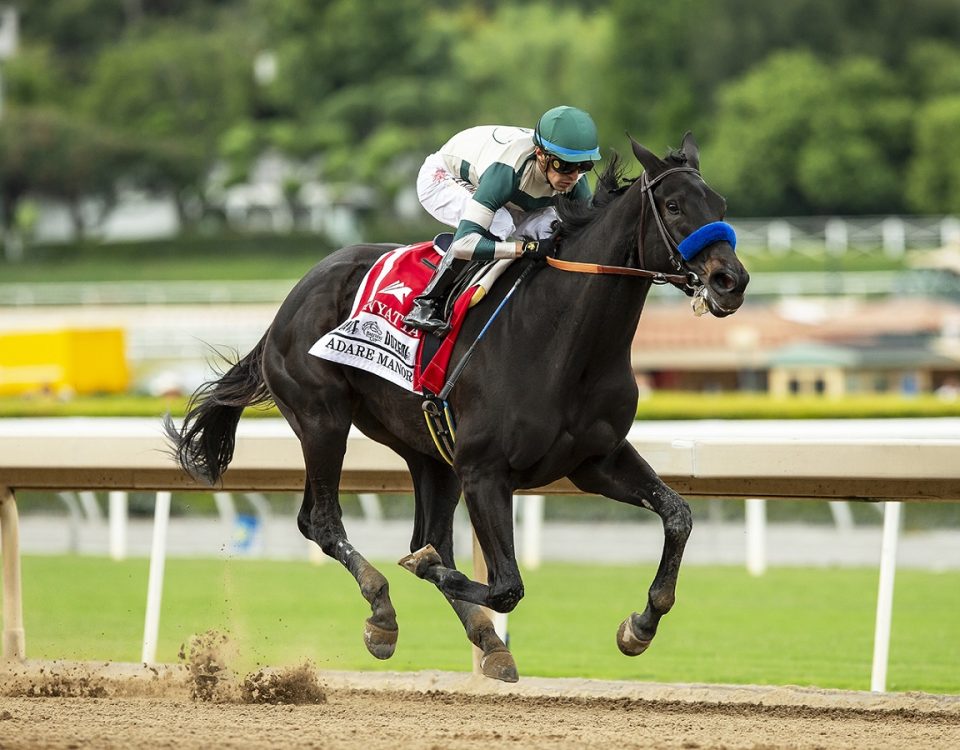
[544,256,691,286]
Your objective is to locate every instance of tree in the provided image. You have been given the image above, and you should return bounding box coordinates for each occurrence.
[707,51,833,215]
[903,40,960,101]
[449,3,612,130]
[906,96,960,214]
[15,0,128,84]
[80,26,254,223]
[707,51,911,216]
[0,109,133,240]
[242,0,462,197]
[83,27,254,152]
[603,0,700,149]
[796,57,911,214]
[1,43,71,108]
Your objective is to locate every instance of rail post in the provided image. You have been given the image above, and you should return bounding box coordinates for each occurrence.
[871,500,902,692]
[1,485,25,659]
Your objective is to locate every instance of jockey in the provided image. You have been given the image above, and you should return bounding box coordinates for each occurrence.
[403,105,602,333]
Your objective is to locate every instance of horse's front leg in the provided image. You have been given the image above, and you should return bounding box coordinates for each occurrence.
[400,468,523,614]
[569,441,692,655]
[404,454,518,682]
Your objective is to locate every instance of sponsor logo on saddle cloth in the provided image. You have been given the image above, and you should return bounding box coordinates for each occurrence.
[309,241,476,393]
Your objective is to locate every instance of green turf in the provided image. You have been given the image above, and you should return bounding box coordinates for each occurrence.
[18,556,960,694]
[3,392,960,419]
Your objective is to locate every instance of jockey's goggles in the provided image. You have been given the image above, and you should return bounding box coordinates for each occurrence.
[547,156,594,174]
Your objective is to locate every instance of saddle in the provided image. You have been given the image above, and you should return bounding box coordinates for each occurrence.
[309,235,512,395]
[309,234,528,464]
[414,234,513,393]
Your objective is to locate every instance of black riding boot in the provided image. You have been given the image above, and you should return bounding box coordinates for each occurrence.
[403,267,459,333]
[404,252,459,334]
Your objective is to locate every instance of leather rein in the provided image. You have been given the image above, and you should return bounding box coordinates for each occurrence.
[545,166,702,292]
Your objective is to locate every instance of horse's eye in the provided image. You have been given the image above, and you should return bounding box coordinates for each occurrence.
[666,201,680,215]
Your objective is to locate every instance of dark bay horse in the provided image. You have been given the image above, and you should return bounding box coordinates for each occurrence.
[166,133,749,682]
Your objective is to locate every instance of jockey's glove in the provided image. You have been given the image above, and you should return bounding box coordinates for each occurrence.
[520,237,555,261]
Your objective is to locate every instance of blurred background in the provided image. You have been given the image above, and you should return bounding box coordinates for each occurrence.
[3,0,960,564]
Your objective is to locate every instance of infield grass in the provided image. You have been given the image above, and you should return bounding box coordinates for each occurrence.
[18,556,960,695]
[3,392,960,420]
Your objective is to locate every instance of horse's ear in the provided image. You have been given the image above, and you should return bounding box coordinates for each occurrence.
[679,131,700,170]
[628,132,665,175]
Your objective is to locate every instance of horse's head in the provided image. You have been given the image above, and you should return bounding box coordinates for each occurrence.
[630,132,749,318]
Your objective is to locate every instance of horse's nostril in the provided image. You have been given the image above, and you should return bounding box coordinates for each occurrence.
[711,271,736,294]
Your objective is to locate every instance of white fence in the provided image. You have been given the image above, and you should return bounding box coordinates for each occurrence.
[2,417,960,692]
[732,215,960,257]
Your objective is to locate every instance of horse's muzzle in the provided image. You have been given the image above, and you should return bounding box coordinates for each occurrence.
[700,252,749,317]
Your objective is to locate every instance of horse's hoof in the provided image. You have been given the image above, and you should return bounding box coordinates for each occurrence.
[616,614,652,656]
[398,544,442,577]
[480,648,519,683]
[364,618,398,660]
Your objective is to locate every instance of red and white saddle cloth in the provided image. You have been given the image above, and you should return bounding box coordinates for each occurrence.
[308,241,480,394]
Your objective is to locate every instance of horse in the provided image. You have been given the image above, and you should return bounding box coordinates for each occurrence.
[165,132,749,683]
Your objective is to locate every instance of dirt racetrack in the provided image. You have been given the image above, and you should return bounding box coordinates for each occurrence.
[2,660,959,749]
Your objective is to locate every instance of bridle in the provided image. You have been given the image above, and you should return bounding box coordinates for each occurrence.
[638,166,703,293]
[545,165,705,294]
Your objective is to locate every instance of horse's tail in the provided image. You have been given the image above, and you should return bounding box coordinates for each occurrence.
[163,333,273,485]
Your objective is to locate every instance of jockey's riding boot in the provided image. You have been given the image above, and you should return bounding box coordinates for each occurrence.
[404,260,459,334]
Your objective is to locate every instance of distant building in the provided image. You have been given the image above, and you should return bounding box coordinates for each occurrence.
[632,297,960,396]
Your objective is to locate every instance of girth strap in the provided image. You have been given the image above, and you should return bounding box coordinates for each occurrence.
[422,395,457,466]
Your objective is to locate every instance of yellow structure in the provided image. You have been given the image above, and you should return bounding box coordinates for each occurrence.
[0,328,129,396]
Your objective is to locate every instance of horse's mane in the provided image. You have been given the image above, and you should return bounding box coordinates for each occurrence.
[555,148,689,240]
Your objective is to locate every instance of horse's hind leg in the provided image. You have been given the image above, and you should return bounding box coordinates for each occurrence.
[403,455,518,682]
[296,478,399,659]
[280,398,399,660]
[569,442,692,656]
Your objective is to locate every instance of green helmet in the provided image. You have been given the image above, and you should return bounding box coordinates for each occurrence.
[533,106,601,162]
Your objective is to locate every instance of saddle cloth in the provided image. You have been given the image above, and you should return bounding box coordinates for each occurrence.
[308,241,478,394]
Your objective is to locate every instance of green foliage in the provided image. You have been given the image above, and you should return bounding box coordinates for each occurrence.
[0,109,132,231]
[708,52,913,216]
[1,43,70,107]
[7,0,960,222]
[903,40,960,100]
[242,0,460,194]
[16,0,129,80]
[83,27,254,151]
[20,556,960,692]
[709,51,832,215]
[797,57,911,214]
[906,96,960,214]
[451,4,612,127]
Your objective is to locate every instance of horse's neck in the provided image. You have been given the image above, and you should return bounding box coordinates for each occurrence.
[559,181,652,311]
[539,185,652,359]
[563,180,647,265]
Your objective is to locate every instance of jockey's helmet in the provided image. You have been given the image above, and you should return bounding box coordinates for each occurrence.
[533,106,601,163]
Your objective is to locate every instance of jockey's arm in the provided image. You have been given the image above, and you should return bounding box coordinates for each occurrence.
[449,163,524,262]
